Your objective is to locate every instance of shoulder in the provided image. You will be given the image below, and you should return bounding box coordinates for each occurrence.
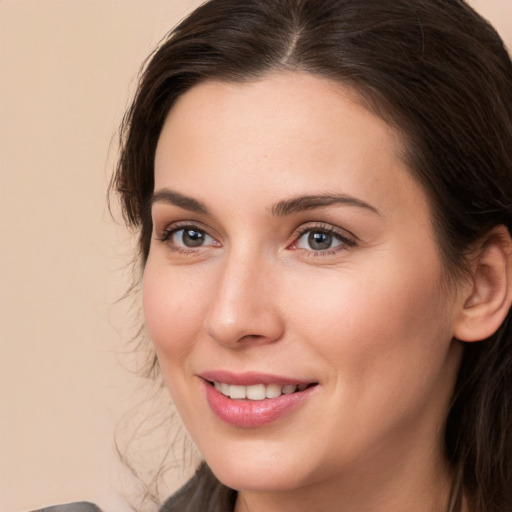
[160,463,236,512]
[31,502,103,512]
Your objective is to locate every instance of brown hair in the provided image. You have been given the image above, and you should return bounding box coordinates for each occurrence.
[112,1,512,510]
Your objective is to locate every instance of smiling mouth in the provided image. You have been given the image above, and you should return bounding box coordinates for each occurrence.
[209,381,317,401]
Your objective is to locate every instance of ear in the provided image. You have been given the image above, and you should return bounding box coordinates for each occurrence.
[454,225,512,342]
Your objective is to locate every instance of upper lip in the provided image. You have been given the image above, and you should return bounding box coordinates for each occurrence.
[199,370,316,386]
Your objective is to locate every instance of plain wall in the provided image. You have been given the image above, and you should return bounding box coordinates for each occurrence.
[1,1,510,511]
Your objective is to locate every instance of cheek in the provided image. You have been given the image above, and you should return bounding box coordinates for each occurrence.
[287,250,454,394]
[285,263,456,459]
[141,265,215,432]
[142,265,207,370]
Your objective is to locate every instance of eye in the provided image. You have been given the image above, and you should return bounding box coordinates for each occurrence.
[155,223,219,253]
[292,224,355,254]
[171,227,215,248]
[297,230,343,251]
[298,230,341,251]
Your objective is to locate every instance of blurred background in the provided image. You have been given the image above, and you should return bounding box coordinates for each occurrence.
[1,1,510,511]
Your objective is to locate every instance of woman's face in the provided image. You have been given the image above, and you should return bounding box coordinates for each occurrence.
[144,73,463,496]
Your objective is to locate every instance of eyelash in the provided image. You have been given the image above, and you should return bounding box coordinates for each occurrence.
[155,221,356,256]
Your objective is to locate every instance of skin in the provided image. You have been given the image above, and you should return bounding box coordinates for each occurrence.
[143,72,468,512]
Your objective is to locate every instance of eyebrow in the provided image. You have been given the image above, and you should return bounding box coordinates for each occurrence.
[151,188,380,217]
[271,194,380,216]
[151,188,210,214]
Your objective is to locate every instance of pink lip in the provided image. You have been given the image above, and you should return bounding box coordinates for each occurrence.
[200,372,318,428]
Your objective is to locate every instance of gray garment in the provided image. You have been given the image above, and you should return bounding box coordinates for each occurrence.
[32,503,103,512]
[159,463,236,512]
[30,465,234,512]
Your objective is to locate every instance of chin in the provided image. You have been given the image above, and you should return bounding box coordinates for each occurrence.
[197,440,309,492]
[211,461,304,492]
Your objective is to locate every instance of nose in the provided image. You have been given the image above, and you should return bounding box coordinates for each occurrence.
[204,250,285,348]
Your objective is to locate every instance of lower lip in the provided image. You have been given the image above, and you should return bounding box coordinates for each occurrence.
[203,381,316,428]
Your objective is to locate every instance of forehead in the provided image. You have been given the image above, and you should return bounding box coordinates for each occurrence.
[158,73,402,155]
[154,72,426,220]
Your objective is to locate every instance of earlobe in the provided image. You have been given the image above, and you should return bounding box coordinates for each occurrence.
[454,225,512,342]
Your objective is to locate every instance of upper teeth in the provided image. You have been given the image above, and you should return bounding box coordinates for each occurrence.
[213,382,308,400]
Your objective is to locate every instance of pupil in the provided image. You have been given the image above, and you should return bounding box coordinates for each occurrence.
[308,231,332,250]
[183,229,204,247]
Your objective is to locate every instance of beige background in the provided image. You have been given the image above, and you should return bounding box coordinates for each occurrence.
[1,1,510,511]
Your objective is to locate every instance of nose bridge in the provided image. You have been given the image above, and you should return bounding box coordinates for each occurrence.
[204,244,283,346]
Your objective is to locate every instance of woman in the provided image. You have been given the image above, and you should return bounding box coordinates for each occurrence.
[56,0,512,511]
